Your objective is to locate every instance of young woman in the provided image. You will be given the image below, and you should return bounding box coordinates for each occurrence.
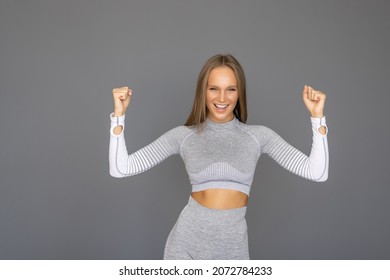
[109,54,328,259]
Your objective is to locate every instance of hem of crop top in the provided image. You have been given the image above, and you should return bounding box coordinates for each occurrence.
[192,181,250,196]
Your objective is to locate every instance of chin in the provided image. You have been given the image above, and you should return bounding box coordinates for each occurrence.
[209,111,234,123]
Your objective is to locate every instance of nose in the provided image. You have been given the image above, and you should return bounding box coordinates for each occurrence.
[217,91,226,102]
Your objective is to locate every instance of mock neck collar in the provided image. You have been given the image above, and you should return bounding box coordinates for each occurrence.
[205,117,239,130]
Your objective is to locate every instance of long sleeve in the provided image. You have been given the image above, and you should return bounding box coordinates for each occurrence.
[109,113,183,178]
[261,116,329,182]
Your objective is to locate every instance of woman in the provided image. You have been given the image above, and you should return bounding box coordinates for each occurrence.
[109,54,328,259]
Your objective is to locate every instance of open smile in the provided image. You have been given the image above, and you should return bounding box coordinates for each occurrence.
[214,103,229,110]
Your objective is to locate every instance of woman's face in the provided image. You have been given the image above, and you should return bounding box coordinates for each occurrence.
[206,66,239,123]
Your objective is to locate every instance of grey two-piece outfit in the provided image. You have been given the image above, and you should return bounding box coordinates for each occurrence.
[109,114,329,259]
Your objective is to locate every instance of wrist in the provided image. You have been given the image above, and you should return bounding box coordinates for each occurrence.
[113,111,125,117]
[310,115,326,123]
[310,113,324,118]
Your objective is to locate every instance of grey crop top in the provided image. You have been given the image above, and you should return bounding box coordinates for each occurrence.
[109,114,329,196]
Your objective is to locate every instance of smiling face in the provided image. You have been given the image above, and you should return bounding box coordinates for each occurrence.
[206,66,239,123]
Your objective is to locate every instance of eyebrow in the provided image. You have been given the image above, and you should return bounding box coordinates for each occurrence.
[207,84,237,87]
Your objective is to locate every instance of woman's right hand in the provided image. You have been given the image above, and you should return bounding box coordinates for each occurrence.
[112,86,132,117]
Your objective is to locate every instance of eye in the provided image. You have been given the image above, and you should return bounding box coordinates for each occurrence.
[228,88,237,92]
[209,87,218,91]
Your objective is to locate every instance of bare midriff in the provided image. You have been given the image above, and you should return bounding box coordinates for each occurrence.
[191,189,248,210]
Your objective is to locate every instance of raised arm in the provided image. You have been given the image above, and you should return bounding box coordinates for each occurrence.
[261,117,328,181]
[109,114,183,178]
[261,85,329,181]
[109,86,182,178]
[303,85,327,134]
[112,86,132,134]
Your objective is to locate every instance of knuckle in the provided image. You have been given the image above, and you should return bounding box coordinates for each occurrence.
[113,86,129,94]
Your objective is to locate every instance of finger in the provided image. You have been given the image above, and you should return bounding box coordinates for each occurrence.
[307,86,312,100]
[311,87,316,98]
[113,86,130,93]
[124,89,132,100]
[303,86,311,102]
[121,91,132,100]
[311,91,316,101]
[113,89,132,100]
[305,85,310,95]
[305,85,311,97]
[315,92,327,103]
[113,87,125,93]
[310,88,317,101]
[115,90,125,99]
[311,92,319,101]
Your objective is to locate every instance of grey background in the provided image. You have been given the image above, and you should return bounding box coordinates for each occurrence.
[1,0,389,259]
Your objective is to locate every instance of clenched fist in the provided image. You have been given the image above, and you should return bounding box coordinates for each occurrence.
[302,85,326,118]
[112,86,132,117]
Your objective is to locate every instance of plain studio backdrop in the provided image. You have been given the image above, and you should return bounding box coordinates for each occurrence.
[1,0,389,259]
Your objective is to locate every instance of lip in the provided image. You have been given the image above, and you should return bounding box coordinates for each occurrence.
[214,103,228,108]
[214,104,229,112]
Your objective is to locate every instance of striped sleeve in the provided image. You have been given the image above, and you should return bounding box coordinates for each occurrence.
[109,113,182,178]
[261,117,329,182]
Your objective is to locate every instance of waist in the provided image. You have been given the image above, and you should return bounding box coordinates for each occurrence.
[191,188,248,210]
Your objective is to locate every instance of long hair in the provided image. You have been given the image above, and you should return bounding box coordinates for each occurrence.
[184,54,247,127]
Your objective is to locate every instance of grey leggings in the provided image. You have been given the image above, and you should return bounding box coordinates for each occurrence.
[163,196,249,260]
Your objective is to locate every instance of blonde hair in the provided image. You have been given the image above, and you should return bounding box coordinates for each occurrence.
[184,54,247,127]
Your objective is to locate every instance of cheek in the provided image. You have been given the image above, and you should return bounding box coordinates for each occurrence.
[206,91,216,105]
[206,91,212,103]
[205,92,213,111]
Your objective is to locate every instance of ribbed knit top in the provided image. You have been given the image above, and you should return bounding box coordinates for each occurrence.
[109,114,328,196]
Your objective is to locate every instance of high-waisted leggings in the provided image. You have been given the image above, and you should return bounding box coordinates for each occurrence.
[163,196,249,260]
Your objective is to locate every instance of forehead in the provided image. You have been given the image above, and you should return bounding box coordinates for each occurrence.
[208,66,237,85]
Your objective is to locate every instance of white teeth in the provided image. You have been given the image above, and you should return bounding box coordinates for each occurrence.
[215,104,228,108]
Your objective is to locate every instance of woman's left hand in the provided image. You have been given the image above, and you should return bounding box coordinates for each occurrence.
[302,85,326,118]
